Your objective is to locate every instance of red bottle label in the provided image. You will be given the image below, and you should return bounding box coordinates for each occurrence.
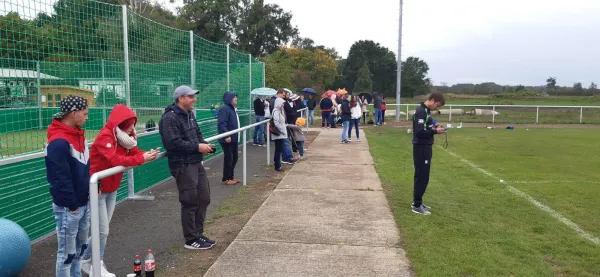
[134,265,141,271]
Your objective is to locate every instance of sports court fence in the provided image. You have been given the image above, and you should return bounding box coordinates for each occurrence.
[0,0,265,242]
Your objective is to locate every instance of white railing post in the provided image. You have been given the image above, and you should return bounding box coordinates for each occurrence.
[580,107,583,123]
[406,104,409,121]
[536,106,539,123]
[492,105,496,123]
[448,104,452,122]
[127,169,154,201]
[89,175,101,277]
[266,122,271,165]
[243,129,247,186]
[262,62,266,87]
[305,108,309,133]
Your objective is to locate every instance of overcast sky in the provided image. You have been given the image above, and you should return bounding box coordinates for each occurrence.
[6,0,600,86]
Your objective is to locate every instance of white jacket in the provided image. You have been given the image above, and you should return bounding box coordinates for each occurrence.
[351,103,362,119]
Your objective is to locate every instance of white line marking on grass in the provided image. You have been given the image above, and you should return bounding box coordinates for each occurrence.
[510,180,600,185]
[440,147,600,246]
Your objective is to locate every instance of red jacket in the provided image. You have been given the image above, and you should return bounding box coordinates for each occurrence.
[90,104,145,193]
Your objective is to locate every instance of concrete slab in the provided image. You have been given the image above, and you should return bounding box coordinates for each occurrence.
[282,163,382,190]
[236,189,398,247]
[204,241,412,277]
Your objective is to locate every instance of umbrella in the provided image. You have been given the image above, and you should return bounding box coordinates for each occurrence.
[283,88,293,94]
[301,88,316,94]
[251,87,276,96]
[358,93,372,103]
[325,90,337,97]
[337,88,348,95]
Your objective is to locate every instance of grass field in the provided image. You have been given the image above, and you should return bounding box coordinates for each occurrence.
[365,127,600,276]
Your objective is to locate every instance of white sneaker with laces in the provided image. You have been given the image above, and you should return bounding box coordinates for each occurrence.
[81,259,91,274]
[88,261,116,277]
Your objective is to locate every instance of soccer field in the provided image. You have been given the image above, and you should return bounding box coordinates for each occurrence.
[365,127,600,277]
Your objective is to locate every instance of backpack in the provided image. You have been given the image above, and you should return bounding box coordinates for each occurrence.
[269,117,281,136]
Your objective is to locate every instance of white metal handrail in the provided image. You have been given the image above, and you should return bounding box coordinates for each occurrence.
[88,118,270,277]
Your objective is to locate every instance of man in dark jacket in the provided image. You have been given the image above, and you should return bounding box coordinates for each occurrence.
[253,96,265,146]
[340,95,352,143]
[319,96,333,128]
[306,94,316,125]
[45,95,91,276]
[411,92,445,215]
[159,85,216,250]
[373,92,383,126]
[217,91,240,185]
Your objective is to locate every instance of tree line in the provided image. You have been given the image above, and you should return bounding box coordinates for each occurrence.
[435,77,599,96]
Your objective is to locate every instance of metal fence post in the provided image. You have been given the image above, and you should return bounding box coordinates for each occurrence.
[122,5,131,107]
[190,31,197,118]
[580,107,583,123]
[406,104,409,121]
[536,106,539,123]
[492,105,496,123]
[36,61,42,129]
[226,44,230,91]
[266,122,271,165]
[101,59,106,124]
[89,176,101,277]
[243,129,247,186]
[262,62,266,87]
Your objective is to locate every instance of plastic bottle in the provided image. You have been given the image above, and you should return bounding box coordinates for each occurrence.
[144,249,155,277]
[134,255,142,277]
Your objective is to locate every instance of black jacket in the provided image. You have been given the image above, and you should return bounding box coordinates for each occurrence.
[253,98,265,116]
[412,102,436,146]
[284,100,297,124]
[306,98,316,110]
[159,104,208,170]
[319,97,333,111]
[340,99,352,121]
[294,99,306,118]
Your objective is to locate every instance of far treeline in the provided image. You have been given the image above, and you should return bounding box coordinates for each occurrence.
[435,77,599,97]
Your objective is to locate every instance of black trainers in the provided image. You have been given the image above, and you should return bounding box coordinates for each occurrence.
[411,204,432,215]
[184,239,213,250]
[199,234,216,246]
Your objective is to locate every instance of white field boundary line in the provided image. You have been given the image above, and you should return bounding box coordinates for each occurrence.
[508,180,600,185]
[439,147,600,246]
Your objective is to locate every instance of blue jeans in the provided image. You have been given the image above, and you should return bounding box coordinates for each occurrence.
[53,203,90,277]
[296,141,304,156]
[253,116,264,145]
[282,137,293,161]
[374,109,382,125]
[341,121,350,141]
[308,110,314,125]
[82,191,117,261]
[348,119,360,139]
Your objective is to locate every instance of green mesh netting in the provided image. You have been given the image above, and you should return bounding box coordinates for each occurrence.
[0,0,265,241]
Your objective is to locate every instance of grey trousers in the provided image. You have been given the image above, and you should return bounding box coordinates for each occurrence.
[170,163,211,244]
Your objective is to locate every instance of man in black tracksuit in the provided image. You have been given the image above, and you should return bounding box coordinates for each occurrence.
[412,92,445,215]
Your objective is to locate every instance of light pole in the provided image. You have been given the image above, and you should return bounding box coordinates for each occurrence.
[396,0,403,121]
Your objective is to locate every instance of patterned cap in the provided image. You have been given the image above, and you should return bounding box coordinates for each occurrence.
[53,95,88,119]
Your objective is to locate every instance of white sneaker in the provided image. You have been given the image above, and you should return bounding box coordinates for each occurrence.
[81,259,91,274]
[88,261,116,277]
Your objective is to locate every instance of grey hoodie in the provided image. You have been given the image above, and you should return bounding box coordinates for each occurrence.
[272,97,288,140]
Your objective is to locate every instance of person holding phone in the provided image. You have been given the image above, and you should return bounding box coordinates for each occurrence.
[80,104,158,276]
[159,85,217,250]
[411,92,446,216]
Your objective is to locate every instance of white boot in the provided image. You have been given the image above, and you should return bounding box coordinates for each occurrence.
[88,261,116,277]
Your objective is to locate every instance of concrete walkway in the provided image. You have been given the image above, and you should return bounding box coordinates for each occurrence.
[204,128,412,277]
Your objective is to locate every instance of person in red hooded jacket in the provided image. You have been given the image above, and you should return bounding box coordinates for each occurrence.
[80,104,158,276]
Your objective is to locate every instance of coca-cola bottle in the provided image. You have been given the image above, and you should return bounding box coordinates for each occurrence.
[134,255,142,277]
[144,249,155,277]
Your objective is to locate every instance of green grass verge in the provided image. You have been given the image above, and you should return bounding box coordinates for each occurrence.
[365,127,600,277]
